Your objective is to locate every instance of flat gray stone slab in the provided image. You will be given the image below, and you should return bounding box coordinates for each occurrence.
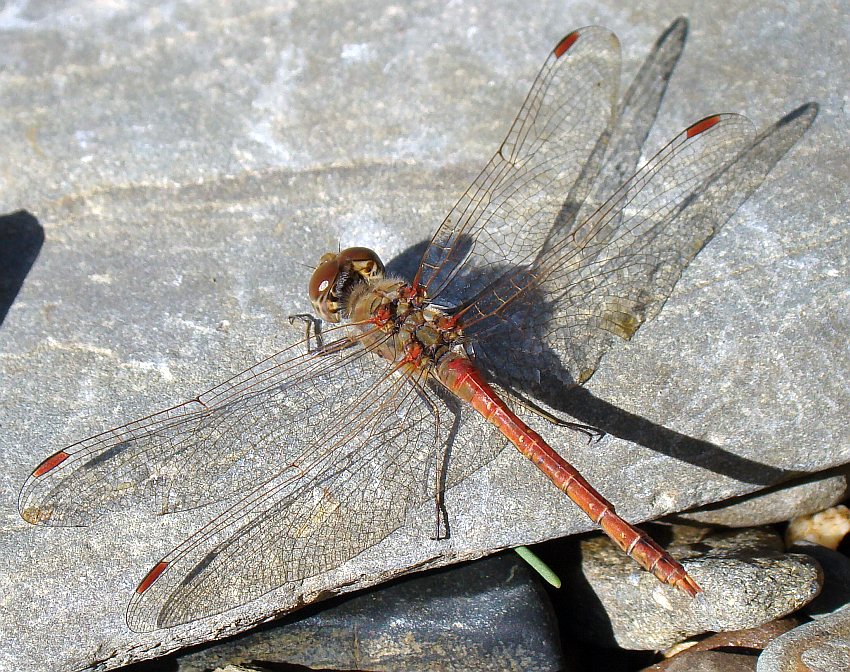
[0,1,846,670]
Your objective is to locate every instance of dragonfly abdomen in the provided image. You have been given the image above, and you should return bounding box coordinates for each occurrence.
[438,356,701,597]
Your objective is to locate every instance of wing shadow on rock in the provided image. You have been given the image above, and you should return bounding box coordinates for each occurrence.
[389,103,818,489]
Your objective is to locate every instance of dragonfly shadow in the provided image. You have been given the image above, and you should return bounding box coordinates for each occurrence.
[0,210,44,326]
[554,384,801,485]
[496,104,816,488]
[384,264,798,490]
[385,238,431,281]
[468,296,801,488]
[386,102,818,492]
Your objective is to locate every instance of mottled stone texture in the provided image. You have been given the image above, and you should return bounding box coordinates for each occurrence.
[176,554,563,672]
[561,527,822,650]
[758,604,850,672]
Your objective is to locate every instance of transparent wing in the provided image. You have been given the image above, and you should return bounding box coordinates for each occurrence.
[409,19,726,393]
[541,17,689,258]
[19,324,398,526]
[461,103,818,396]
[456,115,756,390]
[23,318,514,632]
[125,364,509,631]
[413,26,621,304]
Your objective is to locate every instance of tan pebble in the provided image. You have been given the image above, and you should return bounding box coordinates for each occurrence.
[786,504,850,550]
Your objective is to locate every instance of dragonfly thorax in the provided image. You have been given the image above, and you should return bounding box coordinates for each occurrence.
[346,278,468,373]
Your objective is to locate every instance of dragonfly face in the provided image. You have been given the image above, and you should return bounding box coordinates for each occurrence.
[308,246,386,322]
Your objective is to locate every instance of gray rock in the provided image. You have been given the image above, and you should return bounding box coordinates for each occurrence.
[562,527,821,650]
[677,466,850,527]
[757,604,850,672]
[789,543,850,619]
[0,2,845,671]
[174,553,563,672]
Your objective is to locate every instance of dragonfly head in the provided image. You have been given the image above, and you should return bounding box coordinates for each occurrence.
[309,247,386,322]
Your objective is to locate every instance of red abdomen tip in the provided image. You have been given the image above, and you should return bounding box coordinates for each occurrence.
[136,561,169,594]
[686,115,721,138]
[554,31,580,58]
[33,451,70,477]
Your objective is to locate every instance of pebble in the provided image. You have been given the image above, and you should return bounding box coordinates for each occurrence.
[175,553,563,672]
[786,505,850,550]
[641,617,801,671]
[560,526,822,650]
[757,603,850,671]
[646,650,758,671]
[787,542,850,618]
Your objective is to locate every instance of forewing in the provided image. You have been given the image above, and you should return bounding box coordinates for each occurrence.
[540,17,689,259]
[414,27,620,304]
[19,324,390,526]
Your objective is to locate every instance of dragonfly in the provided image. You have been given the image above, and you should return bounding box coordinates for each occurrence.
[20,19,761,632]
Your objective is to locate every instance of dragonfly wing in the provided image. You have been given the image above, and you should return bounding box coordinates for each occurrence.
[460,114,757,390]
[449,18,693,391]
[540,17,689,259]
[19,325,388,526]
[545,101,819,383]
[414,26,620,305]
[125,366,456,631]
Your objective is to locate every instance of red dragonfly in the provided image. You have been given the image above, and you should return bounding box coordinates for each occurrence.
[20,19,759,632]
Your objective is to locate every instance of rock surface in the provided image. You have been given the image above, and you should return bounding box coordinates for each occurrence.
[641,618,801,672]
[648,651,758,672]
[174,553,562,672]
[677,466,850,527]
[757,604,850,672]
[790,542,850,619]
[561,527,822,650]
[0,1,846,670]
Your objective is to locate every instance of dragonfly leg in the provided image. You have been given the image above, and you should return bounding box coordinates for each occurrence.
[556,420,605,443]
[287,313,324,351]
[288,315,360,357]
[412,380,451,541]
[430,442,450,542]
[511,392,605,443]
[431,495,450,541]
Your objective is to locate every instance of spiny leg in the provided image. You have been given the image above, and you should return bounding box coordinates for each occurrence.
[510,390,605,443]
[288,313,324,351]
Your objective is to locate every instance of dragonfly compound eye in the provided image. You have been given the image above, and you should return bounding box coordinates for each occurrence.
[309,248,385,323]
[309,254,343,322]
